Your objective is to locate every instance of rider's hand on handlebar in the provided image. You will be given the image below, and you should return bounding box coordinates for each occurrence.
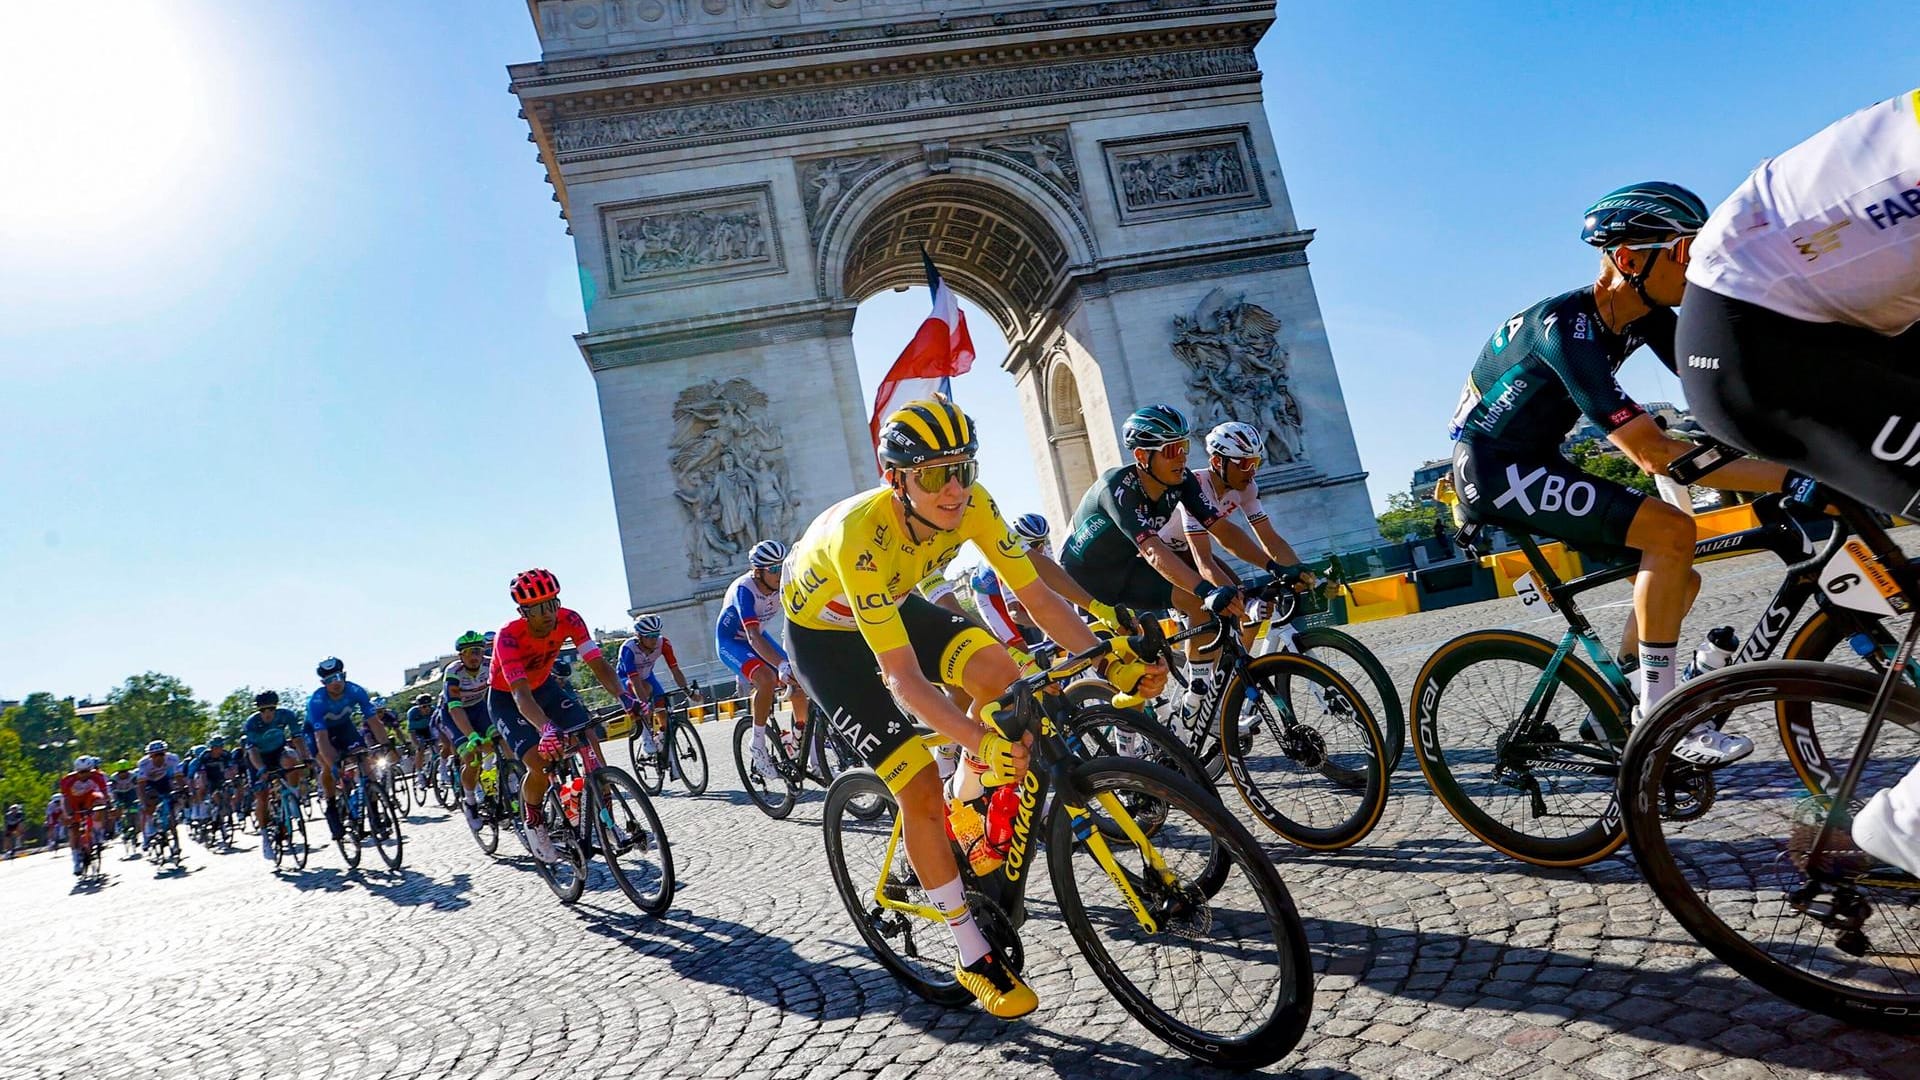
[975,727,1031,786]
[1202,584,1244,621]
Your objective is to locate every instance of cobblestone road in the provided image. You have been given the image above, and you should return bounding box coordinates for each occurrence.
[7,546,1920,1079]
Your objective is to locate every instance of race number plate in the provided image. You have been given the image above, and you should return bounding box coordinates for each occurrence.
[1819,539,1910,617]
[1513,571,1556,613]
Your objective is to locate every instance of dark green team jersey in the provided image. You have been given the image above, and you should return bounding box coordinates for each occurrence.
[1061,464,1222,568]
[1448,287,1677,451]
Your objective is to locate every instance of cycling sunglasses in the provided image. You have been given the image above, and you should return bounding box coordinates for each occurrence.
[322,673,345,685]
[908,459,979,494]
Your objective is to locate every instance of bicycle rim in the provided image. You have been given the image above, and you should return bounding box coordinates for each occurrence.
[1294,627,1407,772]
[1047,758,1312,1069]
[1623,661,1920,1032]
[371,785,405,870]
[537,789,588,904]
[1221,653,1388,850]
[592,767,675,914]
[1411,630,1626,867]
[732,717,796,819]
[1781,607,1917,797]
[820,770,971,1006]
[672,720,709,795]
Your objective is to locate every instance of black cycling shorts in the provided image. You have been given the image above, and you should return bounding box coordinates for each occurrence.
[1450,438,1644,556]
[1061,547,1177,612]
[489,679,592,761]
[1679,286,1920,518]
[785,594,996,794]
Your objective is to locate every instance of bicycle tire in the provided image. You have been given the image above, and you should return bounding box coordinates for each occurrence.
[1047,757,1313,1069]
[1780,607,1916,796]
[671,719,709,796]
[632,733,666,797]
[1067,703,1231,897]
[1623,661,1920,1033]
[1219,652,1390,850]
[370,781,405,870]
[336,785,363,870]
[1411,630,1627,867]
[591,766,675,915]
[1294,627,1407,772]
[534,788,588,904]
[820,770,973,1007]
[390,767,414,815]
[733,716,797,820]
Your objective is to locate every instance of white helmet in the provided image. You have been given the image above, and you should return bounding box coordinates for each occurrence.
[74,756,91,772]
[633,614,664,637]
[749,539,788,570]
[1205,422,1264,461]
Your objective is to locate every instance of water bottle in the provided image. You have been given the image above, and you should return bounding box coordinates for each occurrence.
[559,776,584,825]
[945,798,1001,876]
[984,783,1021,858]
[479,765,498,799]
[1683,626,1740,681]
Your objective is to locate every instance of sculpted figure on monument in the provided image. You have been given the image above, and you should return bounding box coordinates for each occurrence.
[614,206,768,282]
[981,132,1079,193]
[1170,291,1305,464]
[668,379,798,578]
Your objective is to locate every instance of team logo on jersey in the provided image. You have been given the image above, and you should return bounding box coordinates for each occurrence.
[1492,464,1598,518]
[1572,313,1593,341]
[1794,218,1852,259]
[854,552,878,573]
[1863,179,1920,231]
[872,522,890,548]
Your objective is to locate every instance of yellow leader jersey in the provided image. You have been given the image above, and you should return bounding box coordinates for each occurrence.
[783,483,1037,654]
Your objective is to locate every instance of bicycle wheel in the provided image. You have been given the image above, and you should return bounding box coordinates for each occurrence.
[1623,661,1920,1032]
[336,786,364,870]
[670,719,710,796]
[280,795,310,871]
[590,766,675,915]
[1219,653,1389,850]
[1292,627,1407,772]
[1781,607,1917,796]
[1411,630,1627,867]
[467,792,500,857]
[732,716,797,820]
[533,788,588,904]
[432,755,460,809]
[389,767,414,815]
[369,782,405,870]
[1048,757,1313,1069]
[820,770,973,1007]
[1068,704,1232,897]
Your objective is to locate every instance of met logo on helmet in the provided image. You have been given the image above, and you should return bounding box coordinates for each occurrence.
[1863,180,1920,230]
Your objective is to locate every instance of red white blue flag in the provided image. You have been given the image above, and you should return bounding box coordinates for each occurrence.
[869,249,976,474]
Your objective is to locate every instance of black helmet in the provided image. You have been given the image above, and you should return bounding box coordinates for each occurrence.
[253,690,279,708]
[1581,182,1709,247]
[1122,404,1191,450]
[877,398,978,467]
[316,657,345,679]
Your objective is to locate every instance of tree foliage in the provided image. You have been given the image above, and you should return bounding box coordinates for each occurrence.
[77,672,214,763]
[1376,491,1443,543]
[1568,439,1657,495]
[3,692,79,776]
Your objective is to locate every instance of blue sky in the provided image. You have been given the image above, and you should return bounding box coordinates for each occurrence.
[0,1,1910,703]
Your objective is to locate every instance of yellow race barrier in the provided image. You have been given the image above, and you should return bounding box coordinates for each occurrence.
[1344,573,1419,623]
[1693,502,1762,541]
[1484,542,1583,598]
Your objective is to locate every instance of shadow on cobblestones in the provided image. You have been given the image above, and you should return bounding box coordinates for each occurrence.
[357,867,476,911]
[1302,836,1640,881]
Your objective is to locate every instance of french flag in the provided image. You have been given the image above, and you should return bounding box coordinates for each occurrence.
[868,249,976,475]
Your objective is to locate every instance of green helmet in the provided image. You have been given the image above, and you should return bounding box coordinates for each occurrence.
[1581,182,1709,247]
[1122,404,1190,450]
[455,630,486,651]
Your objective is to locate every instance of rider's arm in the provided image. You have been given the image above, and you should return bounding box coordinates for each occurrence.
[1608,414,1788,491]
[508,676,551,731]
[1024,548,1096,609]
[585,652,629,707]
[974,511,1101,656]
[744,623,785,670]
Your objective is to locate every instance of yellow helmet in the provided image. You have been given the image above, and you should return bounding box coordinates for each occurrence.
[878,398,978,467]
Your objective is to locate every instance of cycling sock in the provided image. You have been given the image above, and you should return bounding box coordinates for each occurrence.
[1884,763,1920,824]
[1638,641,1678,710]
[927,876,990,966]
[751,725,767,751]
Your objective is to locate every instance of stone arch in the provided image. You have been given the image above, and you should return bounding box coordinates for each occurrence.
[1044,349,1097,509]
[817,154,1096,343]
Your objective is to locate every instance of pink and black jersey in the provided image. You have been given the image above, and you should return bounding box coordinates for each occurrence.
[490,607,603,692]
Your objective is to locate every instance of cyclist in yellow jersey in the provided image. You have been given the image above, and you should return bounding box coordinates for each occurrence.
[783,397,1166,1019]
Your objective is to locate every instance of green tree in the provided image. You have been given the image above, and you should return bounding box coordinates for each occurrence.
[1568,439,1657,495]
[2,692,79,776]
[78,673,214,762]
[1376,491,1442,543]
[214,687,263,737]
[0,722,54,843]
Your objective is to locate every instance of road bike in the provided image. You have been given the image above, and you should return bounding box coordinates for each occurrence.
[1247,576,1407,770]
[145,792,183,866]
[1415,440,1920,867]
[528,722,674,914]
[627,697,709,797]
[1142,578,1391,850]
[820,629,1312,1069]
[264,766,310,872]
[332,747,404,871]
[1619,463,1920,1031]
[465,730,525,857]
[733,700,868,820]
[72,808,107,880]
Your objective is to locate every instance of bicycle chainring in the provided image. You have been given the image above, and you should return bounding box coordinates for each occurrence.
[966,889,1024,973]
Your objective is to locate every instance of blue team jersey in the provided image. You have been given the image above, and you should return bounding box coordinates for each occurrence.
[716,571,782,644]
[969,563,1007,601]
[307,682,376,731]
[243,708,300,754]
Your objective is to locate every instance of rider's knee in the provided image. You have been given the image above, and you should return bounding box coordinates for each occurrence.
[1632,502,1697,563]
[897,769,944,820]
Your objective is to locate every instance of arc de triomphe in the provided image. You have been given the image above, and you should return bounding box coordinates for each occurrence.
[510,0,1380,663]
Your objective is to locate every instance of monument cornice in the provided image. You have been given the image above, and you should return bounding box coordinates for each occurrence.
[538,39,1260,163]
[575,300,840,370]
[510,0,1273,91]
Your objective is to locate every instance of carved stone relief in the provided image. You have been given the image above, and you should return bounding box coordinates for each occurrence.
[1102,126,1268,224]
[970,130,1080,198]
[600,185,783,294]
[668,378,798,580]
[1170,290,1304,464]
[798,154,891,238]
[552,48,1257,157]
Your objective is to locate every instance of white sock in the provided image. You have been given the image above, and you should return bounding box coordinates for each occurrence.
[1638,641,1678,710]
[751,725,767,751]
[1885,761,1920,824]
[926,876,990,966]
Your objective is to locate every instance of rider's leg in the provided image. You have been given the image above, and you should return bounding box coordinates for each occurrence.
[1618,570,1702,663]
[749,664,778,747]
[1623,499,1700,712]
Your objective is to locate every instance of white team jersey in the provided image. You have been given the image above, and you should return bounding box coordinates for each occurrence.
[1688,89,1920,336]
[1158,469,1265,545]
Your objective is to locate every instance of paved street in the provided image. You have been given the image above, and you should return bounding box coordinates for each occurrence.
[7,546,1920,1080]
